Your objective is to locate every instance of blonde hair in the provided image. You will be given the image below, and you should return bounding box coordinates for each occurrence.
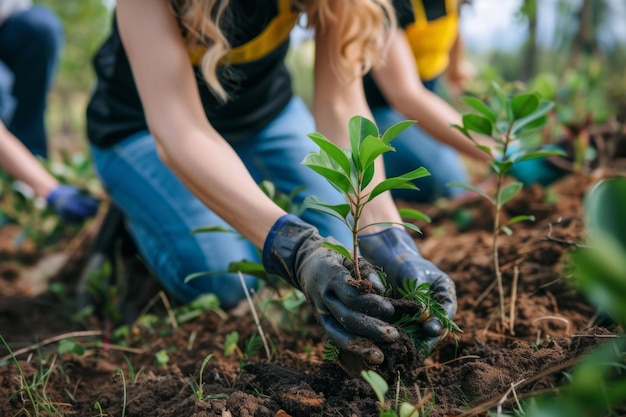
[171,0,396,102]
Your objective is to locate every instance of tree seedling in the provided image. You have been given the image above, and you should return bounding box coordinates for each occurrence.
[303,115,460,354]
[447,82,565,330]
[302,115,429,279]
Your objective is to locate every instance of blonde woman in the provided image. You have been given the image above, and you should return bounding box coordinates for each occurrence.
[85,0,456,363]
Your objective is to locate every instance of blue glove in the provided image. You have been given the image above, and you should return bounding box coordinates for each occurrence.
[506,144,569,187]
[46,185,100,223]
[263,214,398,365]
[358,227,457,353]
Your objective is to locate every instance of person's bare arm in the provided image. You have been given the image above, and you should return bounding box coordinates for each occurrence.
[311,3,402,232]
[116,0,285,248]
[0,121,57,198]
[372,29,491,161]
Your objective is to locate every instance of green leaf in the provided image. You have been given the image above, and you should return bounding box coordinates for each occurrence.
[361,370,388,404]
[368,167,429,201]
[462,96,497,123]
[447,181,494,204]
[492,160,514,175]
[512,100,554,133]
[191,225,236,235]
[491,81,508,113]
[58,339,85,356]
[501,225,513,235]
[185,271,215,283]
[497,181,523,205]
[399,207,431,223]
[360,135,395,171]
[507,215,536,225]
[476,144,494,158]
[307,132,351,174]
[304,195,351,223]
[323,241,352,260]
[381,120,415,144]
[583,178,626,249]
[348,116,379,169]
[227,260,269,279]
[510,93,539,120]
[223,332,239,357]
[450,123,474,140]
[302,153,352,194]
[462,114,493,136]
[517,148,566,162]
[361,162,375,190]
[360,222,422,234]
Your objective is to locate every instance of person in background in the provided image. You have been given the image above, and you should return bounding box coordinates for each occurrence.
[0,0,62,157]
[0,121,99,223]
[83,0,456,364]
[365,0,565,203]
[0,1,99,223]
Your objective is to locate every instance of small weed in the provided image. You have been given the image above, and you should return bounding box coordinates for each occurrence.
[0,334,63,416]
[361,369,420,417]
[189,354,214,401]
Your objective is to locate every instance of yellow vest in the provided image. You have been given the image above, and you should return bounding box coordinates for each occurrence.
[188,0,299,66]
[405,0,459,81]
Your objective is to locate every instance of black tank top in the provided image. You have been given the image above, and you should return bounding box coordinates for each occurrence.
[86,0,298,147]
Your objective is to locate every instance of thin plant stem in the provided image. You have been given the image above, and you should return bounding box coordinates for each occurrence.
[493,172,507,327]
[116,369,127,417]
[509,266,519,336]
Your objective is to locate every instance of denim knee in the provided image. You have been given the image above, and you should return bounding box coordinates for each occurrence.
[12,6,64,60]
[0,62,15,122]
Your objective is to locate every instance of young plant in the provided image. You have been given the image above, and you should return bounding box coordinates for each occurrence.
[302,115,430,280]
[189,353,214,401]
[361,369,420,417]
[448,82,565,329]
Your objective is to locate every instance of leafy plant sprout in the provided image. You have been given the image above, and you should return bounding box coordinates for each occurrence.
[302,115,430,280]
[448,82,565,330]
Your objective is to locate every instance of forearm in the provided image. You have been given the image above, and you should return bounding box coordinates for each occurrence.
[154,126,286,248]
[0,123,57,198]
[390,88,491,161]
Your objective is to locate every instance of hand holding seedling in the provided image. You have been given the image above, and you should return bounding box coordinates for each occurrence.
[359,227,457,353]
[263,214,400,365]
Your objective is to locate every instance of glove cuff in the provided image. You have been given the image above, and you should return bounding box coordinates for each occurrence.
[262,214,318,289]
[45,185,65,206]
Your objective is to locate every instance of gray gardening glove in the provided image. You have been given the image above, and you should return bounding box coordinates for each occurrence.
[263,214,399,365]
[358,227,457,353]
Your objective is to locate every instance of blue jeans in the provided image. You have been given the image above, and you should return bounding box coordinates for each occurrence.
[0,6,63,157]
[373,76,468,202]
[90,97,350,309]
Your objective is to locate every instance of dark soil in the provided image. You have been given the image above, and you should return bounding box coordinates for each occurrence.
[1,166,624,416]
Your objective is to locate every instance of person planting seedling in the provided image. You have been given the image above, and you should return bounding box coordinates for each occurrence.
[300,115,459,359]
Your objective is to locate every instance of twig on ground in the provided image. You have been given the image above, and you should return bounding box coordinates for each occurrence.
[0,330,103,363]
[237,271,271,360]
